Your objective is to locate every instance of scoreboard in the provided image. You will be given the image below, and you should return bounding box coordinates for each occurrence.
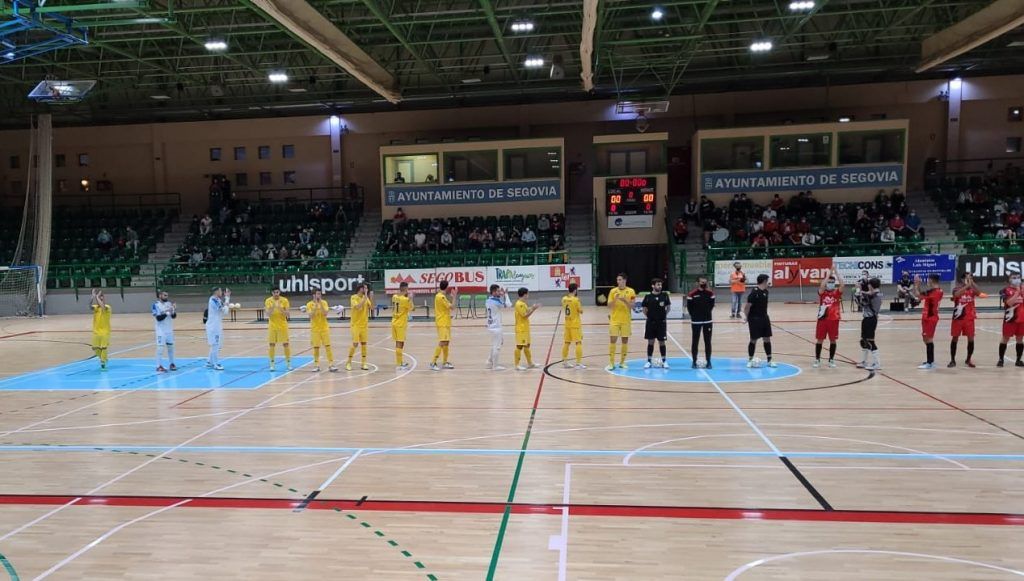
[606,177,656,217]
[605,177,656,229]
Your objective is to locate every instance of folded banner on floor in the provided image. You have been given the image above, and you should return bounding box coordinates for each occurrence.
[384,263,593,293]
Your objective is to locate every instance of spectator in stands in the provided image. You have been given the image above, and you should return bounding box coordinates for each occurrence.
[414,230,427,250]
[250,246,263,261]
[1008,210,1023,231]
[787,228,803,246]
[763,216,779,235]
[333,204,348,224]
[125,226,139,254]
[392,207,407,232]
[874,189,889,207]
[316,244,329,259]
[548,233,566,262]
[879,226,896,243]
[888,213,905,236]
[200,214,213,236]
[96,228,112,250]
[801,231,819,246]
[440,229,453,250]
[751,232,769,249]
[538,214,551,233]
[278,246,290,264]
[252,224,264,245]
[394,172,406,183]
[426,229,440,251]
[739,193,753,215]
[229,227,241,246]
[996,226,1016,241]
[684,199,699,223]
[218,204,231,225]
[494,227,507,249]
[266,245,277,261]
[673,217,688,243]
[728,194,743,217]
[299,228,312,246]
[425,174,436,183]
[896,272,918,308]
[551,213,564,234]
[957,189,974,206]
[699,195,715,218]
[904,210,924,238]
[770,194,785,214]
[189,247,204,266]
[796,217,811,235]
[480,229,495,250]
[430,219,443,234]
[762,205,777,222]
[1010,196,1024,214]
[468,228,482,250]
[189,215,200,234]
[749,216,764,235]
[521,226,537,246]
[769,230,784,246]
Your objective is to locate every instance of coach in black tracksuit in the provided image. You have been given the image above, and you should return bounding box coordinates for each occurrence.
[642,278,671,368]
[686,276,716,369]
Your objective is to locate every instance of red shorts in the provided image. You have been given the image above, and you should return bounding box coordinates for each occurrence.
[921,319,939,339]
[950,319,975,338]
[815,319,840,342]
[1002,321,1024,338]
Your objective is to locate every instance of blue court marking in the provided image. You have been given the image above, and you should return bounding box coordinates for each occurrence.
[0,357,312,391]
[607,357,801,383]
[2,445,1022,461]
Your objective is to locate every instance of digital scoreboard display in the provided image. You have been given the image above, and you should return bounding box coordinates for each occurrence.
[606,177,656,217]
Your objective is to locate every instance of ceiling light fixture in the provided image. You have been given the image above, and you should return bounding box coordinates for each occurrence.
[524,57,545,68]
[511,20,534,33]
[750,40,773,52]
[149,94,171,100]
[651,7,664,20]
[204,39,228,51]
[838,116,851,123]
[788,1,815,11]
[461,78,482,84]
[268,71,289,83]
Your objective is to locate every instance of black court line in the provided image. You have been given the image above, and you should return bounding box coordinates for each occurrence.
[293,489,321,513]
[779,456,833,511]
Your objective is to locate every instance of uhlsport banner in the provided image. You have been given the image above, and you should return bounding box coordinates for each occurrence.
[384,179,560,206]
[957,254,1024,282]
[700,164,903,194]
[384,263,593,293]
[273,272,370,295]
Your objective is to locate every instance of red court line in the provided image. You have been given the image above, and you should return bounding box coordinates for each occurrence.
[170,389,213,409]
[173,405,1024,411]
[2,494,1022,526]
[0,331,36,340]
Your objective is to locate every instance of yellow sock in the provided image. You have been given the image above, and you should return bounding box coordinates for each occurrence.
[313,347,320,366]
[524,347,533,365]
[562,342,570,360]
[269,345,276,362]
[575,342,583,363]
[441,345,449,363]
[609,343,616,366]
[100,348,108,364]
[325,345,334,364]
[347,345,356,362]
[620,344,628,364]
[514,348,522,366]
[432,346,442,364]
[284,345,291,363]
[395,347,403,365]
[360,344,367,363]
[93,347,101,359]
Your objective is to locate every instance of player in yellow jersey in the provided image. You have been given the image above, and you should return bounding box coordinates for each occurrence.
[430,280,457,371]
[607,273,636,371]
[513,287,541,370]
[391,281,414,370]
[303,289,338,373]
[346,282,373,371]
[561,282,585,369]
[264,288,292,371]
[90,288,112,370]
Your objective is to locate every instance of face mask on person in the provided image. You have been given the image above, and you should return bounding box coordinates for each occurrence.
[1012,277,1022,287]
[825,282,836,291]
[699,282,708,289]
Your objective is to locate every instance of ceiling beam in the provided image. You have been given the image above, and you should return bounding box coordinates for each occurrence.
[242,0,401,102]
[358,0,453,90]
[477,0,520,82]
[917,0,1024,72]
[580,0,599,91]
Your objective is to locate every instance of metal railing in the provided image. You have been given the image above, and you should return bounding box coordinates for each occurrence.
[232,186,365,206]
[52,192,181,212]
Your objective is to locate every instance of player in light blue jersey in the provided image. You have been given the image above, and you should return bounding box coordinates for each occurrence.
[205,287,231,370]
[152,289,178,372]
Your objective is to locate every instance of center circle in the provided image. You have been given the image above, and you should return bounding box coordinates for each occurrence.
[606,357,802,383]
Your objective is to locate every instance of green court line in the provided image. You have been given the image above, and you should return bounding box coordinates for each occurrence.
[0,552,19,581]
[486,311,561,580]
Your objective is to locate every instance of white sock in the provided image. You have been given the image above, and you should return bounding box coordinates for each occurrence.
[156,344,164,367]
[872,350,880,366]
[167,344,175,365]
[861,348,869,363]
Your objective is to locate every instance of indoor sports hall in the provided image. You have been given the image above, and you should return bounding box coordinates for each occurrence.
[2,1,1024,580]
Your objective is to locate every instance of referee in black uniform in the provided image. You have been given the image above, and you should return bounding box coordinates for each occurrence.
[642,278,671,369]
[686,276,716,369]
[743,274,778,368]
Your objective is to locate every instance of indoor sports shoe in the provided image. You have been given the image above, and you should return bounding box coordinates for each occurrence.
[516,365,528,371]
[1016,360,1024,367]
[168,364,178,371]
[766,361,778,368]
[269,362,276,372]
[213,364,224,371]
[563,361,575,369]
[619,362,629,370]
[493,365,507,371]
[156,366,167,373]
[812,359,821,368]
[746,360,755,368]
[997,359,1005,368]
[443,362,455,369]
[827,360,837,368]
[965,360,976,368]
[528,363,540,369]
[395,363,409,371]
[705,361,712,369]
[345,362,353,371]
[606,364,615,371]
[644,361,653,369]
[917,362,934,369]
[361,364,370,371]
[430,363,440,371]
[287,363,293,371]
[947,361,956,368]
[855,361,866,368]
[691,362,698,369]
[575,363,587,369]
[206,361,214,368]
[312,366,320,373]
[661,360,670,369]
[100,362,107,371]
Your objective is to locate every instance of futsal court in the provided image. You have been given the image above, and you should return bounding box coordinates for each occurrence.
[1,304,1022,580]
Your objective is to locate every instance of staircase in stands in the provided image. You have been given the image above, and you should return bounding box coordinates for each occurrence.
[132,215,192,287]
[564,202,597,265]
[340,208,382,272]
[905,189,963,255]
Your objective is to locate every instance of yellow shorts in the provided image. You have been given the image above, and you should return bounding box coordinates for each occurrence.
[436,325,451,342]
[391,324,407,343]
[563,327,582,343]
[515,330,531,346]
[310,328,331,348]
[350,326,368,344]
[609,322,631,338]
[91,333,109,349]
[268,327,290,344]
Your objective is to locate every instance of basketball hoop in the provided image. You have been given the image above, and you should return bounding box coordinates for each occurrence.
[27,78,96,104]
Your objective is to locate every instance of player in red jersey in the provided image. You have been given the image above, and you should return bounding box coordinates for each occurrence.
[948,272,979,368]
[813,269,843,368]
[997,273,1024,368]
[911,274,943,369]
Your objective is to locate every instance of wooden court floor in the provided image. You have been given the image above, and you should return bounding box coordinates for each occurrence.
[1,304,1023,580]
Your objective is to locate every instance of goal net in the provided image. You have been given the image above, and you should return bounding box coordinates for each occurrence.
[0,266,42,317]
